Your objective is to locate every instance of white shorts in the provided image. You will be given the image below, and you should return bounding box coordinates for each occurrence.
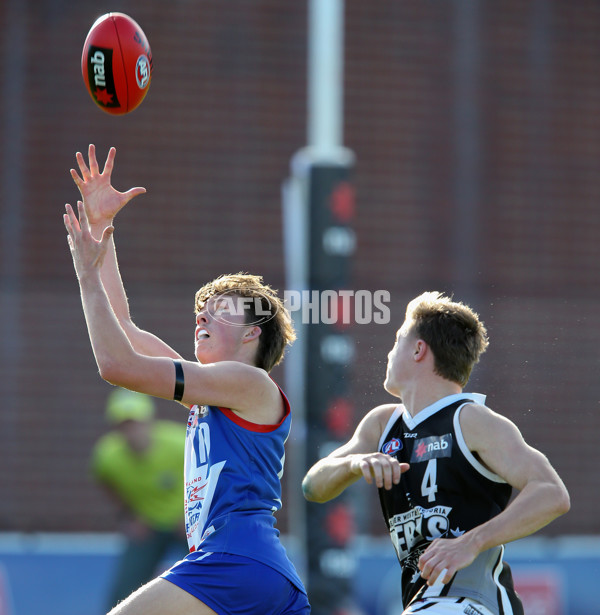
[403,597,494,615]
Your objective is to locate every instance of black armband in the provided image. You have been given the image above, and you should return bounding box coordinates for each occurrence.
[173,360,185,402]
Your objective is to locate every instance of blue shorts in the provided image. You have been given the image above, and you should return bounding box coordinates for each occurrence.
[161,551,310,615]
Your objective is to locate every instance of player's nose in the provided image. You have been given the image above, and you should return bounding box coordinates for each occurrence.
[196,312,209,325]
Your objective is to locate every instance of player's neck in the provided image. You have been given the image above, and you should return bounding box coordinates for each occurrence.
[401,379,462,418]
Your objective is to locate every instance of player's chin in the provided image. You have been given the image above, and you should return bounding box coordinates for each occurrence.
[194,345,216,365]
[194,345,208,363]
[383,376,399,397]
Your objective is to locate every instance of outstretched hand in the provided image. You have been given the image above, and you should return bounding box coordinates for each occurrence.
[64,201,114,279]
[70,144,146,226]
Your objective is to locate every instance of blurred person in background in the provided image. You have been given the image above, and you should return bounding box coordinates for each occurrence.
[302,291,570,615]
[91,388,187,610]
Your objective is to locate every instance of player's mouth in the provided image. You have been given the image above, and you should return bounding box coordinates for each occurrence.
[196,328,210,342]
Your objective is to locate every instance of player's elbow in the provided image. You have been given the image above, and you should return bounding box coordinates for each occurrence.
[301,476,318,502]
[97,357,130,388]
[97,357,118,384]
[543,479,570,521]
[96,348,142,389]
[554,484,571,517]
[302,475,328,504]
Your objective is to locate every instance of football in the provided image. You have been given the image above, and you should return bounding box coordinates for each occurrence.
[81,12,153,115]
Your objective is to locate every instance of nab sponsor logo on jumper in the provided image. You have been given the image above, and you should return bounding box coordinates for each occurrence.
[410,434,452,463]
[87,46,120,108]
[382,438,402,455]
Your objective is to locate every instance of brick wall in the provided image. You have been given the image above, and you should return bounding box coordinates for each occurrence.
[0,0,598,536]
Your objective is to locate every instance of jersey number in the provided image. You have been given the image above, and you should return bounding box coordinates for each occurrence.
[192,424,210,469]
[421,459,438,503]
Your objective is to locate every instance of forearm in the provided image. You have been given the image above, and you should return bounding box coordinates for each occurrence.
[302,456,360,503]
[90,220,132,326]
[78,269,139,383]
[90,221,180,359]
[467,479,570,554]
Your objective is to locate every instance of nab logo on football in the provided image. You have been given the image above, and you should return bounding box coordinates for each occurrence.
[87,45,120,108]
[382,438,402,455]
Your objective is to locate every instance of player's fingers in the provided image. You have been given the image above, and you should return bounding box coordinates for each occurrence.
[122,186,147,202]
[368,458,390,489]
[63,212,73,235]
[381,460,395,490]
[65,203,77,226]
[77,200,90,229]
[418,540,436,571]
[70,168,84,189]
[102,146,116,176]
[100,225,115,246]
[64,203,80,231]
[392,461,409,485]
[427,566,449,587]
[418,551,436,578]
[76,151,90,178]
[358,459,374,485]
[88,144,100,175]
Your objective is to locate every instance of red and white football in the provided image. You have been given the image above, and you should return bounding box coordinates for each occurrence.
[81,12,153,115]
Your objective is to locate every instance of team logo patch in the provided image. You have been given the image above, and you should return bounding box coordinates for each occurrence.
[382,438,402,455]
[187,406,198,429]
[135,54,151,89]
[410,434,452,463]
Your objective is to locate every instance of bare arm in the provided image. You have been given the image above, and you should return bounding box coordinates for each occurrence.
[64,202,282,420]
[302,404,409,503]
[71,144,180,359]
[419,403,570,586]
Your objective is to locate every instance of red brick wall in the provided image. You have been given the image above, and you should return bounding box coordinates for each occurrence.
[0,1,597,536]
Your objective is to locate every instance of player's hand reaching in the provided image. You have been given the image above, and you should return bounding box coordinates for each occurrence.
[64,201,114,279]
[70,144,146,227]
[349,453,409,490]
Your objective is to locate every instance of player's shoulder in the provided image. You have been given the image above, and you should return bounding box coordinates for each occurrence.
[333,404,400,456]
[361,403,402,435]
[459,400,505,424]
[458,401,520,444]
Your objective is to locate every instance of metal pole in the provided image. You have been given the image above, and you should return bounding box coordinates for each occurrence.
[308,0,345,155]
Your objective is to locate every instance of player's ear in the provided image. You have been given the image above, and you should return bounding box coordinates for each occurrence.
[413,339,427,361]
[243,325,262,343]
